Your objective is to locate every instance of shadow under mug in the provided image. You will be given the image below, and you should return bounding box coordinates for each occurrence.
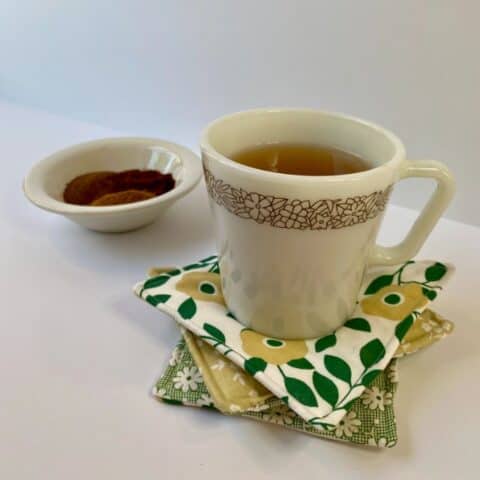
[200,109,455,339]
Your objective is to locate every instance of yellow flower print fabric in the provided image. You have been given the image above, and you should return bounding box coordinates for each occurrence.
[175,272,225,305]
[240,330,308,365]
[361,284,428,320]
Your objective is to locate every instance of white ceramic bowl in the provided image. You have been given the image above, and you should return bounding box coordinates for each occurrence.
[23,137,202,232]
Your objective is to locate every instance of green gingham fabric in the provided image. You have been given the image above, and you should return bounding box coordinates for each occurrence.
[154,337,398,447]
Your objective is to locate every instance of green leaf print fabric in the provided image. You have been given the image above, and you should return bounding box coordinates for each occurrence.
[134,256,453,427]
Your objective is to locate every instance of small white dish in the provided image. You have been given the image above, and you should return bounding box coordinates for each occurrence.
[23,137,202,232]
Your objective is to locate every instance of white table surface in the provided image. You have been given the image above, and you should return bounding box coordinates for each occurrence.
[1,100,479,479]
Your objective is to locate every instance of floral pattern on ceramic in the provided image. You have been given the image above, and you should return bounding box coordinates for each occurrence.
[204,167,391,230]
[136,256,453,428]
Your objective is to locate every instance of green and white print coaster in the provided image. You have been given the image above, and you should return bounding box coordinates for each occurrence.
[154,337,399,448]
[134,256,453,428]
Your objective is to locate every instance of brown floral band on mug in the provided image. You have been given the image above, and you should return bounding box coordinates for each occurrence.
[204,167,392,231]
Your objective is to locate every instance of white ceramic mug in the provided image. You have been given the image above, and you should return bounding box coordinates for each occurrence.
[200,109,454,339]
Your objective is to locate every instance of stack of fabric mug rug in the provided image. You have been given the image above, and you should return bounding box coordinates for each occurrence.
[134,256,454,448]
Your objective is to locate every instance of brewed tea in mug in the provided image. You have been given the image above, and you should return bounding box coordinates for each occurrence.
[231,143,370,176]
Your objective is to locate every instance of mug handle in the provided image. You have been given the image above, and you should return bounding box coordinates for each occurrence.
[369,160,455,266]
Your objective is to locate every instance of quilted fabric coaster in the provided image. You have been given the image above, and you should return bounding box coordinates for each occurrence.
[155,336,399,447]
[177,308,451,414]
[153,307,453,447]
[135,256,453,427]
[182,329,273,413]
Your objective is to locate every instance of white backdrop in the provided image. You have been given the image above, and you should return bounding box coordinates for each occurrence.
[1,0,478,225]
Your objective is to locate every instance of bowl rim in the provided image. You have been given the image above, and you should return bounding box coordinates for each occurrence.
[23,137,202,215]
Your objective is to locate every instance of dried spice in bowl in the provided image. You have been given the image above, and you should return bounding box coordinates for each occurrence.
[63,169,175,206]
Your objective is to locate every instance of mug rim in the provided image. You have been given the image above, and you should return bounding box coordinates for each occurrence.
[200,108,406,182]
